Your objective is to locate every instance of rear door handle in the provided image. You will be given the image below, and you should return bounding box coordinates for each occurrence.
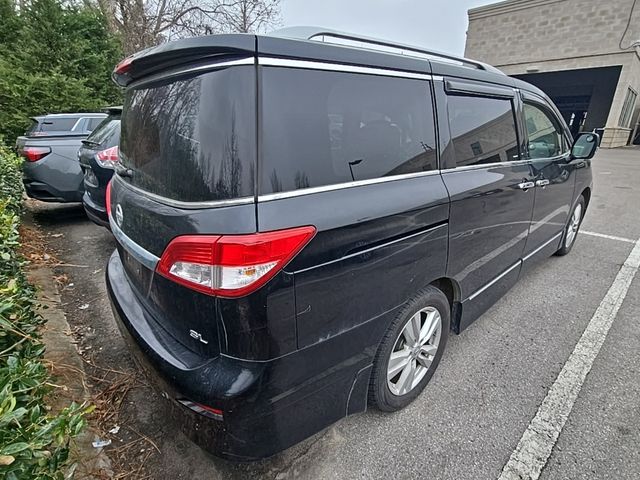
[535,179,550,187]
[517,181,535,190]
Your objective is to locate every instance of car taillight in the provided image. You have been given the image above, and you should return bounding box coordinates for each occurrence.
[96,146,119,168]
[105,180,112,218]
[156,226,317,298]
[114,56,133,75]
[21,146,51,162]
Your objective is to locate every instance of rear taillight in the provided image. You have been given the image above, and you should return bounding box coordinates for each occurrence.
[105,181,112,218]
[96,146,119,168]
[156,226,316,298]
[21,146,51,162]
[112,56,134,86]
[114,56,133,75]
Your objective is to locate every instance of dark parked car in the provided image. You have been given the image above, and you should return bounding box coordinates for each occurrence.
[106,28,597,461]
[79,107,122,227]
[17,113,107,202]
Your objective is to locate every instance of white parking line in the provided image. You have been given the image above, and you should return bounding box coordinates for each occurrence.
[498,237,640,480]
[581,230,636,244]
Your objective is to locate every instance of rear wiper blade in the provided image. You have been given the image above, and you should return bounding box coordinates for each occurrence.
[114,164,133,178]
[81,139,100,147]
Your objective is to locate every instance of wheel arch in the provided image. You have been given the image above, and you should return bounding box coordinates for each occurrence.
[581,186,591,213]
[430,277,463,333]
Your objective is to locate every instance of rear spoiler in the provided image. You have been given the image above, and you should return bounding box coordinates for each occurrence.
[112,35,256,87]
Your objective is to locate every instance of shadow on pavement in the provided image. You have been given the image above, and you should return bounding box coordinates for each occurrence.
[26,199,89,226]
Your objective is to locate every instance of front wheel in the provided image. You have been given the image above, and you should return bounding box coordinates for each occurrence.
[369,286,450,412]
[556,196,585,256]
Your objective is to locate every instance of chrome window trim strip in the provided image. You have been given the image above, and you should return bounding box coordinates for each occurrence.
[522,231,563,262]
[109,216,160,270]
[114,176,254,209]
[466,260,522,302]
[258,57,433,81]
[441,159,531,173]
[258,170,441,202]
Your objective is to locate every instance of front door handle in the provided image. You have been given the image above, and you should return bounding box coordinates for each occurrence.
[535,179,550,187]
[517,181,535,190]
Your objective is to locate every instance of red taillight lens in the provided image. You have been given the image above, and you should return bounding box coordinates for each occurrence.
[21,146,51,162]
[156,226,317,298]
[96,146,119,168]
[105,180,112,218]
[114,56,133,75]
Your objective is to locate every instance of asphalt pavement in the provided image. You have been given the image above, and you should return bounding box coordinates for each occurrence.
[31,146,640,479]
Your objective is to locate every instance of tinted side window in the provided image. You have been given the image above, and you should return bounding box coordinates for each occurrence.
[448,95,519,167]
[523,102,566,159]
[261,68,437,194]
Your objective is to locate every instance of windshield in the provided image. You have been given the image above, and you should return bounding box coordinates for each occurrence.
[120,66,256,203]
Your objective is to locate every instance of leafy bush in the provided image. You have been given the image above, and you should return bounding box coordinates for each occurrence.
[0,145,91,479]
[0,0,123,145]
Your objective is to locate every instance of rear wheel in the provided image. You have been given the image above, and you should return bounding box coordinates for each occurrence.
[369,286,450,411]
[556,196,585,256]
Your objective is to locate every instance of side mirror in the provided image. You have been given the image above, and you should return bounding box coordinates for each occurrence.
[571,132,599,160]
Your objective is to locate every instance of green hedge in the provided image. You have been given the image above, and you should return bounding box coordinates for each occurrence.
[0,145,91,479]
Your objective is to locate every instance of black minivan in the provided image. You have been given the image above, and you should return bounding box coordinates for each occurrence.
[106,28,597,460]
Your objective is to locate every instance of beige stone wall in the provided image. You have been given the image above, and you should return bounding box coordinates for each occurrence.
[465,0,640,146]
[466,0,640,66]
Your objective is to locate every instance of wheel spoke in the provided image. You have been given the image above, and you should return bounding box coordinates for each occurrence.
[387,348,411,380]
[419,310,439,344]
[396,360,416,395]
[403,314,419,344]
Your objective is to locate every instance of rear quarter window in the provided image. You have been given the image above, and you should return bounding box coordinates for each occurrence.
[260,68,437,194]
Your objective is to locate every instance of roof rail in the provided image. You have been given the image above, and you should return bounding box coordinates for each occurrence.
[269,26,505,75]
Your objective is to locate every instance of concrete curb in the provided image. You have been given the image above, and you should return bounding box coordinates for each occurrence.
[29,266,114,479]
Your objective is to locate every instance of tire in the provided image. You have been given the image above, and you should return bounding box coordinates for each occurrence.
[369,286,450,412]
[556,195,586,256]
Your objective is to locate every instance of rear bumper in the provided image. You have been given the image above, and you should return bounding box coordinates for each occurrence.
[22,157,83,203]
[106,250,376,460]
[83,192,109,228]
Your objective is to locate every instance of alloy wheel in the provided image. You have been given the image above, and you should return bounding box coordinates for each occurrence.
[565,203,582,248]
[387,306,442,396]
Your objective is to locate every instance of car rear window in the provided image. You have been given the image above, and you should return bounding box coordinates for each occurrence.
[260,68,437,195]
[87,116,121,148]
[120,67,256,203]
[39,117,78,132]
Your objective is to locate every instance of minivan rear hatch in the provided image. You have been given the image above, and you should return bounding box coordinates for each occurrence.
[110,38,257,358]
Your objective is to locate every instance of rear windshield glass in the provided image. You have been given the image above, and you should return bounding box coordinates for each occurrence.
[39,117,78,132]
[120,67,256,202]
[87,116,121,148]
[260,68,437,194]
